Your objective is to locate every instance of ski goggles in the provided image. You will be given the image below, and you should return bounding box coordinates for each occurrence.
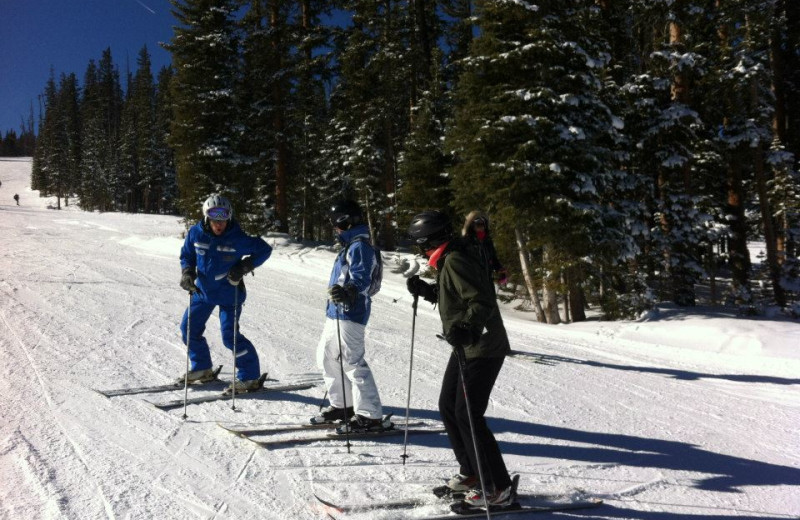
[206,207,231,221]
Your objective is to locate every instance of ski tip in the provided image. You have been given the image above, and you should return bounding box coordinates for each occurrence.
[313,494,342,511]
[312,495,344,520]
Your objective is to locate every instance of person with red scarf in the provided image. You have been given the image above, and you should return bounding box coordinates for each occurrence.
[462,210,507,286]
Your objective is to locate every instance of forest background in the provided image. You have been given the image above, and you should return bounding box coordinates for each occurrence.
[5,0,800,321]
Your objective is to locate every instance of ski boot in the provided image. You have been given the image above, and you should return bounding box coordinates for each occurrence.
[223,373,267,395]
[433,473,479,499]
[174,366,221,386]
[336,414,393,434]
[451,474,520,514]
[310,405,355,425]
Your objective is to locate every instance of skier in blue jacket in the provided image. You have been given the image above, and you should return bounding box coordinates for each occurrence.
[311,199,388,433]
[178,194,272,392]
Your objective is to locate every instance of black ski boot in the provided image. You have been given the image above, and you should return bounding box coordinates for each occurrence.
[336,414,393,434]
[310,405,354,425]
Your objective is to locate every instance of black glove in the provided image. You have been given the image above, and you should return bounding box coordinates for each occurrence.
[180,267,198,294]
[329,284,358,305]
[446,322,479,348]
[406,275,437,303]
[227,257,255,285]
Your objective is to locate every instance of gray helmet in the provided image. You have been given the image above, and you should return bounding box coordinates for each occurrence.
[202,194,233,221]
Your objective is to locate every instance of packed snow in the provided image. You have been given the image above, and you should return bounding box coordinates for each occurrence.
[1,158,798,519]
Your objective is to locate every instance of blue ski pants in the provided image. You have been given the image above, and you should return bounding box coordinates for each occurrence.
[180,296,261,381]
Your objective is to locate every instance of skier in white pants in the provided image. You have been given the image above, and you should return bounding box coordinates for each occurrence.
[311,199,388,433]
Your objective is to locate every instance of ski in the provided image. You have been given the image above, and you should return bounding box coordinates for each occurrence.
[421,500,603,519]
[314,475,601,516]
[317,496,601,518]
[315,494,431,513]
[507,351,555,365]
[314,492,588,515]
[94,365,224,397]
[218,421,342,437]
[218,414,414,437]
[148,378,318,410]
[242,426,446,448]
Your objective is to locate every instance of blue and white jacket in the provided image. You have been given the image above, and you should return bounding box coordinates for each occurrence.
[180,219,272,306]
[325,224,377,325]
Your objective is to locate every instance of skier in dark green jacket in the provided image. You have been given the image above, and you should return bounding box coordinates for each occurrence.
[406,210,514,510]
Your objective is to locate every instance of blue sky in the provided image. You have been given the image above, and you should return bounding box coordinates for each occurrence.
[1,0,175,135]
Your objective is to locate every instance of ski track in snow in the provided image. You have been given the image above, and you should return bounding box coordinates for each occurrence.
[1,158,798,519]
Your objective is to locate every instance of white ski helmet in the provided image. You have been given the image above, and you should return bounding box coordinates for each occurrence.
[202,194,233,221]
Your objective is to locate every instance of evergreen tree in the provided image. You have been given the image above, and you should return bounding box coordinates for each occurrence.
[31,71,58,196]
[154,66,178,214]
[166,0,242,220]
[56,72,81,208]
[78,50,124,211]
[119,70,140,211]
[324,0,414,248]
[446,0,625,322]
[132,47,160,213]
[1,131,18,156]
[439,0,474,86]
[396,47,450,230]
[289,0,335,240]
[79,59,104,210]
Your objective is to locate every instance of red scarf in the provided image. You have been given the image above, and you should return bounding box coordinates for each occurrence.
[426,241,450,270]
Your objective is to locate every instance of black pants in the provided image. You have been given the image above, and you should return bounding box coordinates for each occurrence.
[438,353,511,491]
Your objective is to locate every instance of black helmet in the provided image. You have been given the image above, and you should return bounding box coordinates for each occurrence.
[407,211,453,250]
[329,199,363,230]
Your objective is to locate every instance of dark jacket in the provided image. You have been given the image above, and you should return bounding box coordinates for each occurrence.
[435,238,510,359]
[462,210,504,276]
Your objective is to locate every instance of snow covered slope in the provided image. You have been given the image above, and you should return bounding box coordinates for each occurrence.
[1,158,798,519]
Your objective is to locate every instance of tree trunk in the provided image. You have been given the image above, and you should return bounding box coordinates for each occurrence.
[270,1,288,233]
[542,245,561,324]
[769,1,789,264]
[567,265,587,322]
[746,11,786,307]
[380,5,396,251]
[668,11,696,306]
[514,226,545,322]
[726,147,752,303]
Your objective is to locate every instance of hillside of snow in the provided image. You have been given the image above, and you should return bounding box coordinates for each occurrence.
[1,158,798,519]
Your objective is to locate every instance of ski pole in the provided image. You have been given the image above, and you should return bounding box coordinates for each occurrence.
[453,345,491,519]
[401,294,419,465]
[231,284,239,411]
[319,389,329,413]
[334,304,352,453]
[182,293,192,420]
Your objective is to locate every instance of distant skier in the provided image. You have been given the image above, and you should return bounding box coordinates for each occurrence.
[178,194,272,393]
[13,193,19,205]
[406,210,515,510]
[311,199,388,433]
[462,210,507,286]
